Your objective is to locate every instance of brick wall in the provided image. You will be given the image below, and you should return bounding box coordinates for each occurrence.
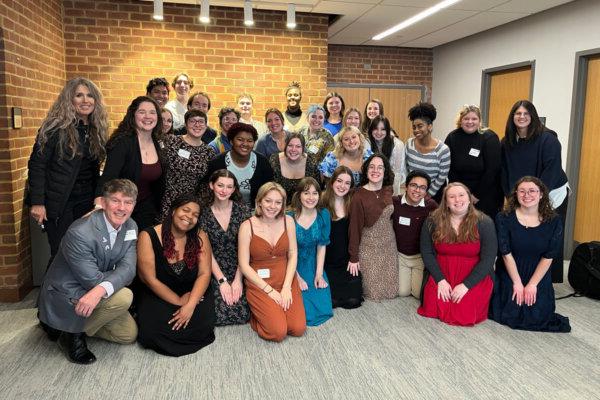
[0,0,66,301]
[63,0,329,128]
[327,44,433,97]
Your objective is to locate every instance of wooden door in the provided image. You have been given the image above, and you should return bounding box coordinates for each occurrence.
[325,86,370,117]
[574,56,600,242]
[370,87,422,142]
[487,66,532,138]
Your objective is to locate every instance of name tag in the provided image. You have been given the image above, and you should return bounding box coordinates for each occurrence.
[178,148,191,159]
[469,148,480,157]
[257,268,270,279]
[307,144,319,154]
[124,229,137,241]
[399,216,411,226]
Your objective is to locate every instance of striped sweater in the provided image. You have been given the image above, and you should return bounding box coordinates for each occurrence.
[404,137,451,197]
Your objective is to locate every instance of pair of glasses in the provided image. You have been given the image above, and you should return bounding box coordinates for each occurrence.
[189,119,205,125]
[408,183,428,192]
[517,189,539,196]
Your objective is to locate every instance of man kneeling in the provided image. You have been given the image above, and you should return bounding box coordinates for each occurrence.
[38,179,139,364]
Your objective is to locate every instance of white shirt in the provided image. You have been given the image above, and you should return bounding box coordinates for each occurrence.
[98,213,123,297]
[401,195,426,208]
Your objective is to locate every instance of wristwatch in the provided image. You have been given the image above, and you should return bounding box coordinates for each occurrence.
[218,277,228,285]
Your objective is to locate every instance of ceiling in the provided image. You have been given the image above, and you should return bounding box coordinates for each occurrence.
[149,0,575,48]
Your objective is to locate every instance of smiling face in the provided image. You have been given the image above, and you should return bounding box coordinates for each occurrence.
[190,94,210,113]
[148,85,169,107]
[259,189,284,219]
[174,75,190,98]
[161,110,173,134]
[460,111,480,134]
[238,97,253,115]
[513,106,531,134]
[412,118,432,140]
[231,131,255,158]
[285,137,303,161]
[300,184,320,210]
[367,157,385,185]
[366,102,380,120]
[308,110,325,131]
[446,185,470,216]
[266,112,284,134]
[405,176,428,205]
[209,176,236,202]
[286,87,302,109]
[332,173,352,197]
[100,192,135,229]
[371,121,387,142]
[220,112,238,133]
[345,110,361,128]
[186,115,206,138]
[326,96,342,117]
[172,201,200,233]
[134,101,158,134]
[72,84,95,123]
[341,130,360,153]
[516,181,542,209]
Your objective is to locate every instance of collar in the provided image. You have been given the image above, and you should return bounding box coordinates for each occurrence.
[286,107,302,117]
[102,212,122,235]
[401,195,425,207]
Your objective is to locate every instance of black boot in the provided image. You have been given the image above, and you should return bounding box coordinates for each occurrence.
[58,332,97,364]
[39,321,61,342]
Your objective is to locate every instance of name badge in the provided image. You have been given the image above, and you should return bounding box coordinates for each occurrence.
[178,148,191,159]
[257,268,270,279]
[399,217,411,226]
[307,144,319,154]
[124,229,137,241]
[469,148,480,157]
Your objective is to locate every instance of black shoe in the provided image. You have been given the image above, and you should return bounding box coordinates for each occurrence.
[58,332,97,365]
[39,321,62,342]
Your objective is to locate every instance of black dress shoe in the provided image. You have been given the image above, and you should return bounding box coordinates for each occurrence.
[58,332,97,365]
[39,321,61,342]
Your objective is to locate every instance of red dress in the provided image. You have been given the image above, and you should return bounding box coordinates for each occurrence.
[417,240,493,326]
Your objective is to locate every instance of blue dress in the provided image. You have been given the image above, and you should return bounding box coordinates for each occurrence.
[289,208,333,326]
[489,212,570,332]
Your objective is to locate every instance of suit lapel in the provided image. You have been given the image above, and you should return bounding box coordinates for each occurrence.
[92,210,112,270]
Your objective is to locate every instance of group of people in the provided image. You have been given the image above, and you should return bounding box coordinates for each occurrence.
[28,75,571,364]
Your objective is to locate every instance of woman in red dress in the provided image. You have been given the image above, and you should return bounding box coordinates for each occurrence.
[417,182,497,326]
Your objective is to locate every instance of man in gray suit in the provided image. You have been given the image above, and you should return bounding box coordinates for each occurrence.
[38,179,139,364]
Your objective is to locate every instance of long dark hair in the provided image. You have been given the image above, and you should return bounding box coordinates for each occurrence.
[208,169,242,203]
[503,100,545,147]
[359,154,394,187]
[107,96,163,150]
[320,165,354,220]
[290,177,321,217]
[162,194,203,270]
[361,99,384,132]
[503,176,556,223]
[367,115,395,160]
[323,92,346,120]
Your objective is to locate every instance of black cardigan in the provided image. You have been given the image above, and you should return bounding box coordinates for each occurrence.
[197,151,274,207]
[27,125,100,219]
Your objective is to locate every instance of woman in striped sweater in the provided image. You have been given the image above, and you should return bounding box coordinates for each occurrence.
[404,102,450,203]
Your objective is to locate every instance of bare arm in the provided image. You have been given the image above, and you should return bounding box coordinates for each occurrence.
[283,215,298,289]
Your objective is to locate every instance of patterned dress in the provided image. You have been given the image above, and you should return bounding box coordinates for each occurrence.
[160,135,214,219]
[198,201,252,326]
[269,153,320,204]
[318,149,373,186]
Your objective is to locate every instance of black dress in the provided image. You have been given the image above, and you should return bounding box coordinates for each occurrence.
[198,202,252,326]
[137,228,216,357]
[323,217,363,309]
[489,212,570,332]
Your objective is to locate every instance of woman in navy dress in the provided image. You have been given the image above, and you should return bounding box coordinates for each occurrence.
[490,176,570,332]
[288,177,333,326]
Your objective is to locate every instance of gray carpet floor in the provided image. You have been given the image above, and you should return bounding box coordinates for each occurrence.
[1,276,598,400]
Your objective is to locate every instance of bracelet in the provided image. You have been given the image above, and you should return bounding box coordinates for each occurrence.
[266,287,274,294]
[262,283,269,291]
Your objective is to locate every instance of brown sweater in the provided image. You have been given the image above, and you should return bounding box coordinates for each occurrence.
[348,186,393,263]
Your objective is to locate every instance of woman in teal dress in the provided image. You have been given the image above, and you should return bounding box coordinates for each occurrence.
[288,177,333,326]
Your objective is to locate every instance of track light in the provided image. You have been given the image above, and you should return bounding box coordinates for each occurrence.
[244,1,254,26]
[199,0,210,24]
[287,4,296,29]
[153,0,164,21]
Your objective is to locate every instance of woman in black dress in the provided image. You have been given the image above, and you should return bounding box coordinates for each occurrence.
[444,105,502,218]
[320,166,362,309]
[199,170,252,326]
[136,194,215,357]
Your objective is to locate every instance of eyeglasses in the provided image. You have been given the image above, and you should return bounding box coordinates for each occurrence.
[408,183,428,192]
[517,189,539,196]
[188,119,205,125]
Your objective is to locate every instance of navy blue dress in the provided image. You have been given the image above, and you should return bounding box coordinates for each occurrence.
[489,212,570,332]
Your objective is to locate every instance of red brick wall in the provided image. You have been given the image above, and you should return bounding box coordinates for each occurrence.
[0,0,66,301]
[327,44,433,97]
[63,0,329,128]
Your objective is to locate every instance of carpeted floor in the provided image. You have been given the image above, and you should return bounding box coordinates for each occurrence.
[0,277,598,400]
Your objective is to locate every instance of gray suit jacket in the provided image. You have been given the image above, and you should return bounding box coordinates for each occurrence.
[38,210,138,333]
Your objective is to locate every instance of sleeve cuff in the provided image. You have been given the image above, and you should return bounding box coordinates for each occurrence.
[99,281,114,298]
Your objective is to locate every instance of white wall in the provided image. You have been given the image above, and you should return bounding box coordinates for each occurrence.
[432,0,600,163]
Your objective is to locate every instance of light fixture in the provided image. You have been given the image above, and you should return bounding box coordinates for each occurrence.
[244,1,254,26]
[153,0,164,21]
[372,0,462,40]
[199,0,210,24]
[287,4,296,29]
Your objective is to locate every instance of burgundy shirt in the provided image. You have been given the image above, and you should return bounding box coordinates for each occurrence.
[391,195,437,255]
[137,162,162,202]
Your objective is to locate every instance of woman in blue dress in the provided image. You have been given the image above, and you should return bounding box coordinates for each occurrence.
[288,177,333,326]
[490,176,570,332]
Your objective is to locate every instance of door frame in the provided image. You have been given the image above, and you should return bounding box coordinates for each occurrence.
[480,60,536,127]
[325,83,427,101]
[564,48,600,256]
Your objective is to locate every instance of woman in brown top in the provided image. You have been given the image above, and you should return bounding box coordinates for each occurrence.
[348,154,398,301]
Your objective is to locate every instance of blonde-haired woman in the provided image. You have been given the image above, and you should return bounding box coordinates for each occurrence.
[418,182,497,326]
[238,182,306,342]
[319,126,373,186]
[444,105,502,218]
[27,77,108,259]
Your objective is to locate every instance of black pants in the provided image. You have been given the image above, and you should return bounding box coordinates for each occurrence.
[551,194,569,283]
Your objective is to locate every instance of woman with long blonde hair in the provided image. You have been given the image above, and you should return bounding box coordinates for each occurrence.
[417,182,497,326]
[27,77,108,259]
